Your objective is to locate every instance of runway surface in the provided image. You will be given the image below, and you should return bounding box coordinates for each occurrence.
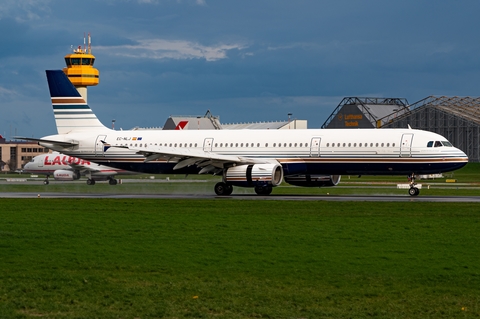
[1,192,480,202]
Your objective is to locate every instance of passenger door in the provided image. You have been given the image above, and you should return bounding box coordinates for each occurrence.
[203,138,214,152]
[310,137,321,157]
[95,135,107,156]
[400,133,413,157]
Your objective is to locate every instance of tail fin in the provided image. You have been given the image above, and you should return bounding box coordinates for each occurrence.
[46,70,108,134]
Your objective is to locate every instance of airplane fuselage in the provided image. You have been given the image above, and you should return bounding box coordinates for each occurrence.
[40,127,468,176]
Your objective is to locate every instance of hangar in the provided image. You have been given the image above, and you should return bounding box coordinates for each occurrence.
[322,96,480,162]
[382,96,480,162]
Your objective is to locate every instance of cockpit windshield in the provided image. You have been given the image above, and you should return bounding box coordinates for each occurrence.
[427,141,453,147]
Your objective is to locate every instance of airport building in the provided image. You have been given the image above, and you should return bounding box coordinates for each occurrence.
[157,110,307,130]
[321,97,410,129]
[0,136,48,172]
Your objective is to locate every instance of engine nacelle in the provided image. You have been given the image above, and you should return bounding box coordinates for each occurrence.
[53,170,76,181]
[224,163,284,187]
[284,174,341,187]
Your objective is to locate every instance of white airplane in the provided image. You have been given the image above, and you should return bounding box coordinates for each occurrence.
[23,152,133,185]
[19,70,468,196]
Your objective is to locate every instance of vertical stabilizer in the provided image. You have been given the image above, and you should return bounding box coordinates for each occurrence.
[46,70,107,134]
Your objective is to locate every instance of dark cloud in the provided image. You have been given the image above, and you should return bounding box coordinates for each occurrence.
[1,0,480,137]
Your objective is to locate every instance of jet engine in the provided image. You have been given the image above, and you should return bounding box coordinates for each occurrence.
[284,174,341,187]
[53,170,80,181]
[224,163,284,187]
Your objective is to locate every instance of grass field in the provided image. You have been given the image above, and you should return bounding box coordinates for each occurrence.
[0,199,479,318]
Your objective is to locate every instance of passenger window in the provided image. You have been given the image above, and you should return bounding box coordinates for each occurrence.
[387,143,389,147]
[375,143,378,147]
[392,143,395,147]
[265,143,268,147]
[230,143,233,147]
[305,143,308,147]
[359,143,362,147]
[195,143,197,147]
[289,143,292,147]
[257,143,260,147]
[273,143,276,147]
[294,143,297,147]
[343,143,346,147]
[240,143,243,147]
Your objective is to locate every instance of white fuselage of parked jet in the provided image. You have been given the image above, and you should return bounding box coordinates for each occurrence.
[23,152,134,185]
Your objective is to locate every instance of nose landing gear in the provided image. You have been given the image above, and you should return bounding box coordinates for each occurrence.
[408,173,420,196]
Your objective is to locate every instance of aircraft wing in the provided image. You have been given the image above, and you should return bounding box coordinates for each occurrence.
[69,163,102,174]
[119,145,274,174]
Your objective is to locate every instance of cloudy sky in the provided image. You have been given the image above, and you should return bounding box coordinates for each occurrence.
[1,0,480,138]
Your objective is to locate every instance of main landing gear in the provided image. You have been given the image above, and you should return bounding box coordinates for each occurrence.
[86,178,118,185]
[214,182,273,196]
[408,173,420,196]
[254,185,272,195]
[214,182,233,196]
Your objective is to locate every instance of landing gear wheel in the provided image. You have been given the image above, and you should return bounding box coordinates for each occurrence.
[43,180,49,185]
[109,178,118,185]
[214,182,233,196]
[255,185,272,195]
[86,179,95,185]
[408,187,419,196]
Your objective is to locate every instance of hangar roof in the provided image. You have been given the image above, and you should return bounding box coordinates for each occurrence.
[380,96,480,127]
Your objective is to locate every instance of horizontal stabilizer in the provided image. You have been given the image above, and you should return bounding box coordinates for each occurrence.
[13,136,78,147]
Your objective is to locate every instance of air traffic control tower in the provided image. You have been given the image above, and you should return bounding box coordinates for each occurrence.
[62,34,99,102]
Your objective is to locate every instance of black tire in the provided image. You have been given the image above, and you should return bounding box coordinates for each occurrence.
[224,184,233,195]
[255,185,272,195]
[109,179,118,185]
[87,179,95,185]
[214,182,231,196]
[43,180,49,185]
[408,187,419,196]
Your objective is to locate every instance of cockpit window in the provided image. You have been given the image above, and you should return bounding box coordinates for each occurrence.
[434,141,442,147]
[442,141,453,147]
[427,141,433,147]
